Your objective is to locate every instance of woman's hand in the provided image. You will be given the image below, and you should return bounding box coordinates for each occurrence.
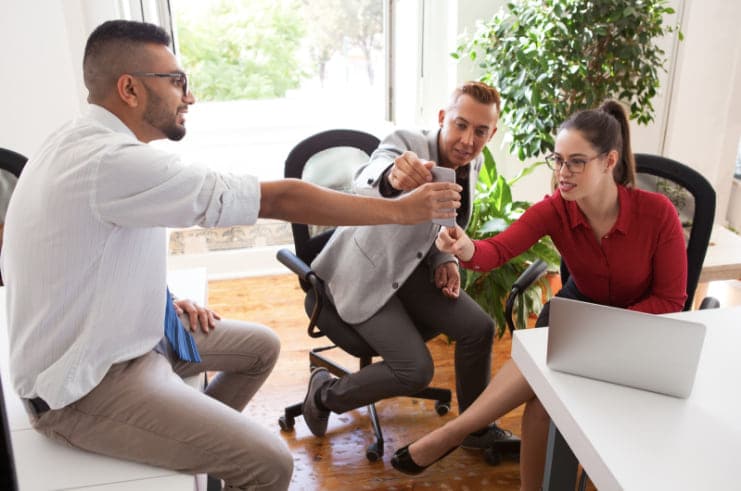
[436,225,475,262]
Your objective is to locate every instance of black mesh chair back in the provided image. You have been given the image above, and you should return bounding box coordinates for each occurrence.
[284,129,379,266]
[633,153,715,311]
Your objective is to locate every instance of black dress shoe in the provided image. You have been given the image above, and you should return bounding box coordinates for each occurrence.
[390,443,458,475]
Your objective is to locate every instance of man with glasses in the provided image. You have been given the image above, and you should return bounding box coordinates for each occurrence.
[1,20,461,490]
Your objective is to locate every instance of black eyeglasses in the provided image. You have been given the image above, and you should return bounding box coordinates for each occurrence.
[130,72,189,97]
[544,152,605,174]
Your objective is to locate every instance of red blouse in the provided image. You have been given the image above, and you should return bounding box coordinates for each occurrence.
[461,185,687,314]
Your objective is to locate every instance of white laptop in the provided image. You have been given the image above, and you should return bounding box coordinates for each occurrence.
[546,297,706,398]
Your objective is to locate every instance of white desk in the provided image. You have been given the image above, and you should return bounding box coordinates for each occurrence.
[512,306,741,491]
[699,225,741,283]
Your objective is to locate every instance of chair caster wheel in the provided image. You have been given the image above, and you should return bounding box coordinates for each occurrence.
[435,400,451,416]
[278,415,294,432]
[366,442,383,462]
[484,447,502,466]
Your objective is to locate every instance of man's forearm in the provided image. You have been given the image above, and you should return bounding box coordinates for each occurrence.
[259,179,402,225]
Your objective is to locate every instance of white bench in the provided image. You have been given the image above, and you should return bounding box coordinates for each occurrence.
[1,268,209,490]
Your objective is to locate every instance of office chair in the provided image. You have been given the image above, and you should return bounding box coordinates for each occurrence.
[0,148,25,287]
[0,370,19,491]
[276,129,452,461]
[502,152,719,487]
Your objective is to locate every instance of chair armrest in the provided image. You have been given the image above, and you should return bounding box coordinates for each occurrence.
[277,248,312,281]
[276,249,327,338]
[698,296,720,310]
[505,259,548,335]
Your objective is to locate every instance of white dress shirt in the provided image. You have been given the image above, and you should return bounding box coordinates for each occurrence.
[1,105,260,409]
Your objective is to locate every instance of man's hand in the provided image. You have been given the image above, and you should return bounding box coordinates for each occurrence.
[174,299,221,334]
[396,182,461,224]
[436,225,475,262]
[435,261,461,299]
[388,151,435,191]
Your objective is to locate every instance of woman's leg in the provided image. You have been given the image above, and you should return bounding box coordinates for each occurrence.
[520,397,550,491]
[406,358,535,467]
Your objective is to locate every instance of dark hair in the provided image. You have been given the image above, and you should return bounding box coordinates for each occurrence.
[559,100,636,187]
[450,81,501,114]
[83,20,171,101]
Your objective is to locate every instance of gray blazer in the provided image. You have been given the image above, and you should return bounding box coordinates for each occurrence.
[312,128,483,324]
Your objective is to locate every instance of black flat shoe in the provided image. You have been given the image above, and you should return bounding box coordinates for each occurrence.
[390,443,458,475]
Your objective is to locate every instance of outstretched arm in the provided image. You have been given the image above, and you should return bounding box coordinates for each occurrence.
[259,178,461,226]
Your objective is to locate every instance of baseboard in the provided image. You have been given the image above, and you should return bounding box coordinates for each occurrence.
[166,244,294,280]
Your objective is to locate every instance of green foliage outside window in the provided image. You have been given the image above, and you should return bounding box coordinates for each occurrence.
[174,0,306,101]
[173,0,383,101]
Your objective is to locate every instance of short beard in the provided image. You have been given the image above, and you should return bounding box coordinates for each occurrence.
[142,83,186,141]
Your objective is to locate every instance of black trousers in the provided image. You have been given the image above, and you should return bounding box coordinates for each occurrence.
[321,261,495,414]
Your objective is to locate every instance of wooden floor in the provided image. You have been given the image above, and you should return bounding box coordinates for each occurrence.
[207,274,741,491]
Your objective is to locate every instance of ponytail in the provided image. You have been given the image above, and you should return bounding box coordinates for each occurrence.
[598,100,635,187]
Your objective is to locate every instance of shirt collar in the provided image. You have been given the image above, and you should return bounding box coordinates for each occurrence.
[562,184,631,235]
[428,128,441,163]
[86,104,138,140]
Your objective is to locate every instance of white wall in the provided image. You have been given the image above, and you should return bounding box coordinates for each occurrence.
[0,2,80,157]
[662,0,741,226]
[0,0,166,159]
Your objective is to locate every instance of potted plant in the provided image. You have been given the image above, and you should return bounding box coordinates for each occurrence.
[455,0,681,334]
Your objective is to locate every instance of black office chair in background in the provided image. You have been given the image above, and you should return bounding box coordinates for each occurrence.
[275,129,452,461]
[0,148,25,491]
[0,148,26,287]
[502,152,719,489]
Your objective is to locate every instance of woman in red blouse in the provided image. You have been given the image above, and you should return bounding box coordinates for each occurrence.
[390,100,687,489]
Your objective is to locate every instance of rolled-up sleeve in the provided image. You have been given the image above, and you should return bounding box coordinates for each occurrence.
[93,142,260,228]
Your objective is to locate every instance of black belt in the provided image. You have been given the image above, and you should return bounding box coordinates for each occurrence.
[27,397,51,415]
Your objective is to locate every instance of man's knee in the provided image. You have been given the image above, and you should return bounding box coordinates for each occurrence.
[255,443,293,490]
[461,314,495,345]
[256,325,281,369]
[395,357,435,394]
[223,436,293,490]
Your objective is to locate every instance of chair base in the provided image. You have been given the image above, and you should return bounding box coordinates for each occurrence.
[278,345,452,461]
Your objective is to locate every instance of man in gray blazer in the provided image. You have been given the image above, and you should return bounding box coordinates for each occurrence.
[305,81,512,449]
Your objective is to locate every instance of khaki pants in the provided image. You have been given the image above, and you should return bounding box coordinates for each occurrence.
[30,318,293,490]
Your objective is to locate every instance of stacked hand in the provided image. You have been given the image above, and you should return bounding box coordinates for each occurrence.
[388,151,435,191]
[436,225,475,262]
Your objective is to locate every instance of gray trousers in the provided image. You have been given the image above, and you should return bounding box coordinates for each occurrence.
[28,318,293,490]
[321,262,495,414]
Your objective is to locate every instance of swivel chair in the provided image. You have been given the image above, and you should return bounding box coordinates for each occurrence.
[503,152,719,488]
[0,148,25,286]
[276,129,452,461]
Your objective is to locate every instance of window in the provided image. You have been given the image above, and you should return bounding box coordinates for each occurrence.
[157,0,391,258]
